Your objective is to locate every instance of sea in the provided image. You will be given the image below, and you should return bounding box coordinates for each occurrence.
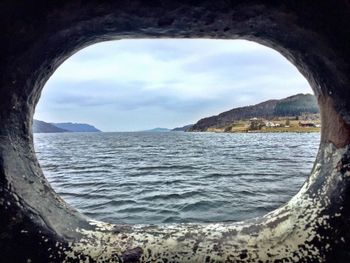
[34,131,320,224]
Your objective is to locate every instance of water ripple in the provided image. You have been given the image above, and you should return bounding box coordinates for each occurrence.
[34,131,320,224]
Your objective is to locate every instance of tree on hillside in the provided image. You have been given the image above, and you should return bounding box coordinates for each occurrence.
[250,119,264,130]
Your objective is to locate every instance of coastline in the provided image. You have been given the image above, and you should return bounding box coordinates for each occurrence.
[189,127,321,134]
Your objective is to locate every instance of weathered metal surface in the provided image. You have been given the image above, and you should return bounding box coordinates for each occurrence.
[1,1,350,262]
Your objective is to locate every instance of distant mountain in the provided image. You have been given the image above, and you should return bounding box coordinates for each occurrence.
[51,122,101,132]
[172,124,193,131]
[141,128,170,132]
[189,94,319,132]
[33,119,101,133]
[33,120,68,133]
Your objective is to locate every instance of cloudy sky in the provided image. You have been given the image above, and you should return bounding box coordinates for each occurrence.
[34,39,312,132]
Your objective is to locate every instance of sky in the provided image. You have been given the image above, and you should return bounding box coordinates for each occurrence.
[34,39,312,132]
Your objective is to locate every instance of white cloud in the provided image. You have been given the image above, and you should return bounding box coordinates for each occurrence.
[36,39,312,131]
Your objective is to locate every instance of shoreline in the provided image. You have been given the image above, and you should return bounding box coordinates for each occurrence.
[188,127,321,134]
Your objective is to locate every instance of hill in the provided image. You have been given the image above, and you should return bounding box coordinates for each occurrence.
[33,120,101,133]
[141,128,170,132]
[172,124,193,131]
[274,94,319,116]
[33,120,68,133]
[51,122,101,132]
[189,94,319,132]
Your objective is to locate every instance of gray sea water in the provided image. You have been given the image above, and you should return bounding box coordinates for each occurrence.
[34,132,320,224]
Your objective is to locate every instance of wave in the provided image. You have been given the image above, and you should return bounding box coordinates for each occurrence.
[34,131,319,224]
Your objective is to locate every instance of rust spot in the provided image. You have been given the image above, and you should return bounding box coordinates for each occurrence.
[239,251,248,260]
[121,247,143,263]
[318,95,350,148]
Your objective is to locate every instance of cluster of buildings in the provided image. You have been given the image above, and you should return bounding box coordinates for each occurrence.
[265,121,282,128]
[248,117,321,130]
